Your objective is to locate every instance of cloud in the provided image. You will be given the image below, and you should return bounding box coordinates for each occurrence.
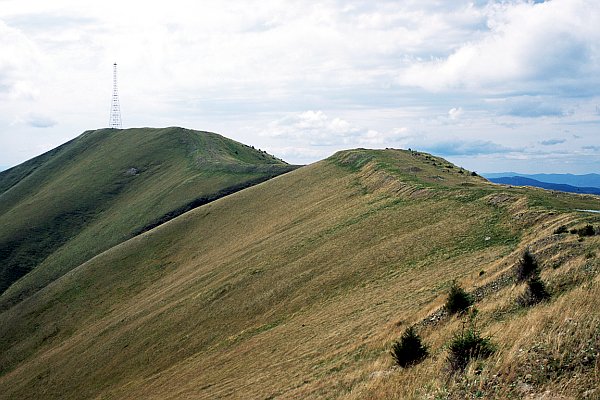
[0,21,42,99]
[503,104,566,118]
[265,146,330,165]
[398,0,600,92]
[448,107,463,120]
[540,138,566,146]
[11,113,57,128]
[261,110,411,147]
[25,113,57,128]
[560,119,600,126]
[256,110,419,164]
[1,1,599,173]
[4,12,96,33]
[261,110,360,145]
[582,145,600,151]
[416,139,513,156]
[489,96,569,118]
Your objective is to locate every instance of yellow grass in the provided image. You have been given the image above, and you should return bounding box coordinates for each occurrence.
[0,149,599,399]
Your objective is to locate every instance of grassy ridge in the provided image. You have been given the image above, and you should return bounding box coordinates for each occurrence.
[0,148,598,399]
[0,127,296,307]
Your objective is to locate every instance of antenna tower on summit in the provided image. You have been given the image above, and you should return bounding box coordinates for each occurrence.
[109,63,122,129]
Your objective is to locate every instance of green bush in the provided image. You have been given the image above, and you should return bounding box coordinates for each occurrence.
[553,225,568,234]
[577,224,596,237]
[445,281,473,315]
[447,311,495,372]
[390,326,429,368]
[518,275,550,307]
[515,249,539,282]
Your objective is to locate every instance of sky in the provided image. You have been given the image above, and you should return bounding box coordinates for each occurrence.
[0,0,599,173]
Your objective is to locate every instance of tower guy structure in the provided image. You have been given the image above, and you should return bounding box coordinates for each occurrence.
[109,63,122,129]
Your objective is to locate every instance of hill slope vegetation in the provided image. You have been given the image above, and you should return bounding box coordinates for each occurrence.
[0,146,598,399]
[0,127,296,308]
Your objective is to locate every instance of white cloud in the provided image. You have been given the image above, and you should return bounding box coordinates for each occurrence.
[491,96,569,118]
[398,0,600,92]
[0,20,42,99]
[448,107,464,120]
[261,110,362,145]
[265,146,331,165]
[24,113,57,128]
[261,110,414,148]
[0,0,598,173]
[414,139,513,156]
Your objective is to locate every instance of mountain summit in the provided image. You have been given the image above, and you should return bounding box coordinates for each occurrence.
[0,127,296,308]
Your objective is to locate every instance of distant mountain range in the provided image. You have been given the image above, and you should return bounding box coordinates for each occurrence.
[487,176,600,195]
[483,172,600,188]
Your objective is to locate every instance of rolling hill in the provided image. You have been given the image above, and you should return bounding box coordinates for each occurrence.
[0,141,599,399]
[0,127,297,309]
[483,172,600,188]
[488,176,600,195]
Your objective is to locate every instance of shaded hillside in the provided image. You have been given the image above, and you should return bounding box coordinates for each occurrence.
[489,176,600,195]
[0,127,297,308]
[0,148,598,399]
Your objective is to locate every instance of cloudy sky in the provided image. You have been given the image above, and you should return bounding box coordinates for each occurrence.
[1,0,599,173]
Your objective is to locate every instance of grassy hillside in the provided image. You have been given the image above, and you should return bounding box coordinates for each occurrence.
[0,148,598,399]
[0,127,296,308]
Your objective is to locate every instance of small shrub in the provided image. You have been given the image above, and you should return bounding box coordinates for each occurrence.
[518,275,550,307]
[577,224,596,237]
[445,281,473,315]
[570,228,578,234]
[515,249,539,282]
[447,311,495,372]
[390,326,429,368]
[471,171,478,177]
[553,225,568,234]
[479,270,485,276]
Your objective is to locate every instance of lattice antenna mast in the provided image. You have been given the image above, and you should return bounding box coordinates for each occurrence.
[109,63,122,129]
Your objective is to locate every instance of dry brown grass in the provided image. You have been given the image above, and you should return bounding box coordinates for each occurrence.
[0,149,599,399]
[345,224,600,400]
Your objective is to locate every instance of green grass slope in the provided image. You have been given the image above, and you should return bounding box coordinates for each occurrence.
[0,149,598,399]
[0,127,296,308]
